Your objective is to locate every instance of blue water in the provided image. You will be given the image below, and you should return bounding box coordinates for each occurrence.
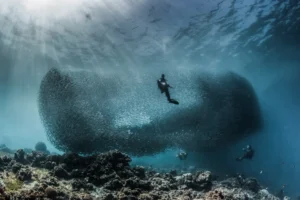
[0,0,300,198]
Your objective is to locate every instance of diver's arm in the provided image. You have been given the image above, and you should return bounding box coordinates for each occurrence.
[157,80,161,91]
[236,156,243,161]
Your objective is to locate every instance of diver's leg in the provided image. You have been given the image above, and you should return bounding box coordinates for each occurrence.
[165,89,171,101]
[164,89,179,104]
[236,156,244,161]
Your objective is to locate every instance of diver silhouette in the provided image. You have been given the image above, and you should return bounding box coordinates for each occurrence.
[236,145,255,161]
[157,74,179,105]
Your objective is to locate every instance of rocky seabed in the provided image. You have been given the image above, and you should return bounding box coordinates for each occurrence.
[0,149,288,200]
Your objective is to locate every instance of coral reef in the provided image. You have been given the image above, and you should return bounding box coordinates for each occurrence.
[0,149,283,200]
[0,145,14,155]
[38,68,262,155]
[35,142,50,154]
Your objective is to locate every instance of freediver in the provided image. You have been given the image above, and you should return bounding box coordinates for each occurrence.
[157,74,179,105]
[236,145,255,161]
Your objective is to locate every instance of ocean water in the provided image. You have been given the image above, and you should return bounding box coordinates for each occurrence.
[0,0,300,198]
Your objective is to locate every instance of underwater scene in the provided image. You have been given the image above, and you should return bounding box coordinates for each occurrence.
[0,0,299,199]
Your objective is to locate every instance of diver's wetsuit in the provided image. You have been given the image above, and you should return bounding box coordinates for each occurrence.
[157,75,179,105]
[236,145,254,161]
[159,77,171,100]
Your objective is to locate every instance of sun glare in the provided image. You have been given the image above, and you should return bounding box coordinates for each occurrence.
[24,0,59,11]
[22,0,85,18]
[21,0,133,21]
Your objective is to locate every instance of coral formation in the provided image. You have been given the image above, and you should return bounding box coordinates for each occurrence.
[0,145,14,154]
[0,149,284,200]
[38,68,262,155]
[35,142,50,154]
[2,174,23,192]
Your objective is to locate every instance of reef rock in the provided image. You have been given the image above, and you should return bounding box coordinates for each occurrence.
[16,168,32,181]
[45,186,57,198]
[34,142,50,154]
[0,144,14,154]
[0,149,285,200]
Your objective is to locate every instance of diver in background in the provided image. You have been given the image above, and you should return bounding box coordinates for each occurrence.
[176,151,188,160]
[276,185,286,200]
[157,74,179,105]
[236,145,254,161]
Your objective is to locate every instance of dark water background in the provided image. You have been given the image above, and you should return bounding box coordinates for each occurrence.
[0,0,300,197]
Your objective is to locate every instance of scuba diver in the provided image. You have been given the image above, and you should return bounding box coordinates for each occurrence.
[176,151,188,160]
[157,74,179,105]
[276,185,286,200]
[236,145,255,161]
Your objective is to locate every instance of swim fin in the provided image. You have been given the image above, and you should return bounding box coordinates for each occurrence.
[169,99,179,105]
